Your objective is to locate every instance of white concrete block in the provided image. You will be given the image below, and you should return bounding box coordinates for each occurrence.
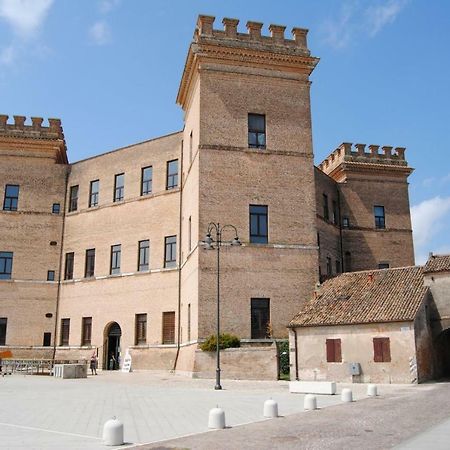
[263,399,278,418]
[208,407,226,429]
[367,384,378,397]
[103,418,124,446]
[341,388,353,402]
[289,381,337,395]
[304,394,317,411]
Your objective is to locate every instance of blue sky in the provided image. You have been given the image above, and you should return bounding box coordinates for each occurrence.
[0,0,448,264]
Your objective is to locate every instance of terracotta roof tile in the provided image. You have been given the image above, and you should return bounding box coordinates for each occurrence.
[424,254,450,274]
[289,266,427,328]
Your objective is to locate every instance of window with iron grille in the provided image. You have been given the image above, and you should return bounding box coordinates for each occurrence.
[138,240,149,271]
[162,311,175,344]
[0,252,13,280]
[3,184,19,211]
[81,317,92,346]
[373,337,391,362]
[0,318,7,345]
[250,205,268,244]
[64,252,74,280]
[166,160,178,190]
[89,180,99,207]
[326,338,342,362]
[251,298,270,339]
[47,270,55,281]
[69,185,78,212]
[85,249,95,278]
[322,194,329,221]
[374,205,385,229]
[164,236,177,268]
[43,332,51,347]
[114,173,124,202]
[52,203,60,214]
[60,318,70,346]
[248,114,266,149]
[141,166,152,195]
[135,313,147,345]
[110,244,121,275]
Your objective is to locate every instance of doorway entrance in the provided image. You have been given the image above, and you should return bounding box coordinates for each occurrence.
[104,322,122,370]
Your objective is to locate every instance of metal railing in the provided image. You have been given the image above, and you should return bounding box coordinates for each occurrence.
[0,359,87,376]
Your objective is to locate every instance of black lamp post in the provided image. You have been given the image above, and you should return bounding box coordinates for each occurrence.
[202,223,241,390]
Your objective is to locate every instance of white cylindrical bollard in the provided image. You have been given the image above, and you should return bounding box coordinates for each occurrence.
[341,388,353,403]
[304,394,317,411]
[103,417,124,446]
[263,399,279,418]
[208,407,226,429]
[367,384,378,397]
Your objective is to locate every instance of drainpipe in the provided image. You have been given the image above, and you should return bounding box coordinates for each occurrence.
[293,328,299,381]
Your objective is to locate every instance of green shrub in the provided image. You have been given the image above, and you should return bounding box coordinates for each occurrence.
[200,333,240,352]
[278,340,290,375]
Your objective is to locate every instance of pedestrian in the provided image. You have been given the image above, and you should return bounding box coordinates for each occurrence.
[90,352,97,375]
[109,353,116,370]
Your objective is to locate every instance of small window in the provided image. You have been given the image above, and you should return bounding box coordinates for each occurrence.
[69,185,78,212]
[0,318,7,345]
[3,184,19,211]
[166,160,178,190]
[60,318,70,346]
[138,240,149,271]
[89,180,99,207]
[189,131,193,162]
[187,303,191,342]
[251,298,270,339]
[0,251,13,280]
[85,249,95,278]
[64,252,74,280]
[81,317,92,346]
[141,166,152,195]
[164,236,177,268]
[188,216,192,252]
[162,311,175,344]
[322,194,329,221]
[336,260,341,274]
[326,338,342,362]
[378,262,390,269]
[52,203,61,214]
[43,332,51,347]
[373,337,391,362]
[250,205,268,244]
[374,205,385,229]
[344,251,352,272]
[248,113,266,149]
[114,173,124,202]
[342,217,350,228]
[332,200,338,225]
[326,257,332,277]
[110,244,121,275]
[47,270,55,281]
[135,313,147,345]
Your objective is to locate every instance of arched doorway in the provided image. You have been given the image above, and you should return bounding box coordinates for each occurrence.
[434,328,450,378]
[104,322,122,370]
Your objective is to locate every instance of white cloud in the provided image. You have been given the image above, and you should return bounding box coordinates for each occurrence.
[0,44,15,65]
[99,0,120,14]
[89,21,111,46]
[366,0,408,37]
[0,0,54,38]
[321,2,356,49]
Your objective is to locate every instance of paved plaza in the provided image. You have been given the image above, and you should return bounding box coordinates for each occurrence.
[0,371,450,449]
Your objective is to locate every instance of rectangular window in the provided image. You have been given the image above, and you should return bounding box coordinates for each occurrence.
[81,317,92,346]
[0,252,13,280]
[162,311,175,344]
[187,303,191,342]
[373,337,391,362]
[60,318,70,346]
[374,205,385,229]
[141,166,152,195]
[135,313,147,345]
[344,251,352,272]
[336,260,341,274]
[64,252,74,280]
[89,180,99,207]
[43,332,51,347]
[47,270,55,281]
[323,194,329,221]
[164,236,177,268]
[248,113,266,149]
[110,244,121,275]
[85,249,95,278]
[3,184,19,211]
[0,318,7,345]
[251,298,270,339]
[52,203,60,214]
[326,338,342,362]
[250,205,268,244]
[69,185,78,212]
[342,216,350,228]
[332,200,338,225]
[166,160,178,190]
[326,257,332,277]
[114,173,124,202]
[138,240,149,271]
[378,262,390,269]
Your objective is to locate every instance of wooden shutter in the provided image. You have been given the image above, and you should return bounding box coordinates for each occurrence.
[162,312,175,344]
[373,338,383,362]
[135,314,147,345]
[381,338,391,362]
[334,339,342,362]
[326,339,335,362]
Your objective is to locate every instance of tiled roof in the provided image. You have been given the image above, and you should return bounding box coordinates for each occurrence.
[424,254,450,274]
[289,266,427,328]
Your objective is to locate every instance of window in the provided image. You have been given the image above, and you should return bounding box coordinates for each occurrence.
[326,338,342,362]
[188,216,192,252]
[43,332,51,347]
[373,337,391,362]
[141,166,152,195]
[344,251,352,272]
[69,185,78,212]
[187,303,191,342]
[248,113,266,149]
[162,311,175,344]
[135,313,147,345]
[89,180,99,207]
[326,257,332,277]
[336,260,341,274]
[138,240,149,271]
[189,131,193,162]
[114,173,124,202]
[374,205,385,229]
[250,205,268,244]
[60,318,70,346]
[0,318,7,345]
[251,298,270,339]
[342,216,350,228]
[166,160,178,189]
[332,200,338,225]
[81,317,92,346]
[322,194,329,221]
[3,184,19,211]
[110,244,121,275]
[378,262,390,269]
[0,252,13,280]
[64,252,74,280]
[52,203,60,214]
[85,249,95,278]
[164,236,177,268]
[47,270,55,281]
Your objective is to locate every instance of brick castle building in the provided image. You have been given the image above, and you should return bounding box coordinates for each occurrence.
[0,16,414,375]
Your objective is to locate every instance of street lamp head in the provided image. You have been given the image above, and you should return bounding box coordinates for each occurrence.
[231,236,241,246]
[203,233,215,250]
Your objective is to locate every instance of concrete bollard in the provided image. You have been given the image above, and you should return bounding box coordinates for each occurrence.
[103,417,124,446]
[341,388,353,403]
[208,406,226,429]
[303,394,317,411]
[367,384,378,397]
[263,399,279,418]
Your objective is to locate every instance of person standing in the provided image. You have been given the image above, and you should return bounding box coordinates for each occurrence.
[90,353,98,375]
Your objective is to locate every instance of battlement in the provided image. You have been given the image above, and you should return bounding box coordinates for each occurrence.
[0,114,65,140]
[318,142,409,176]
